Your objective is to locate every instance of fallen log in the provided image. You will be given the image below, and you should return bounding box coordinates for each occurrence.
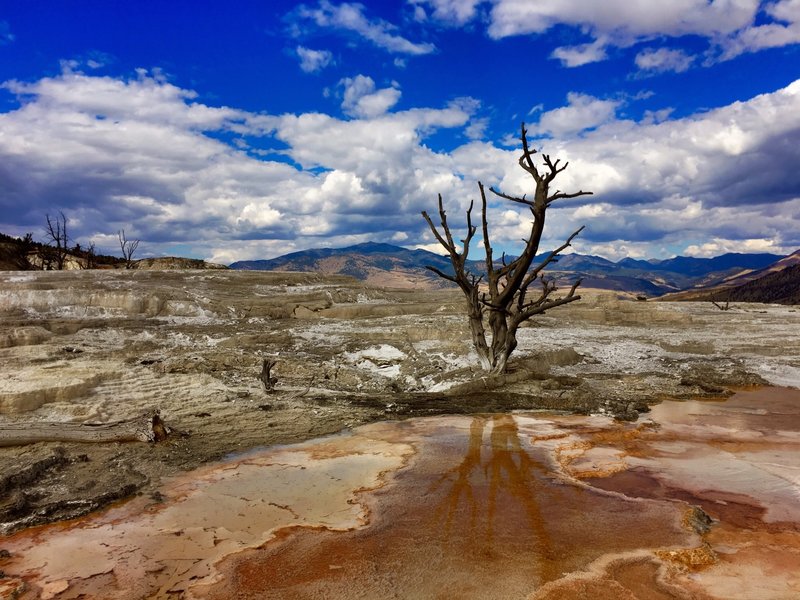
[0,411,172,447]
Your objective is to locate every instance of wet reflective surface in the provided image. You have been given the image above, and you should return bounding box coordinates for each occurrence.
[196,414,692,600]
[3,387,800,599]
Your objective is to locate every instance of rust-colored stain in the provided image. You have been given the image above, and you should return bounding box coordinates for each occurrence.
[4,387,800,599]
[198,414,691,600]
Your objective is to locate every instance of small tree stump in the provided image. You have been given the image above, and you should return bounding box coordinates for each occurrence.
[260,359,278,392]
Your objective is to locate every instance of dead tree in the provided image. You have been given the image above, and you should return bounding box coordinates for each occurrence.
[422,123,591,374]
[43,211,70,270]
[710,288,733,311]
[118,229,140,269]
[711,299,731,311]
[260,358,278,391]
[85,241,97,269]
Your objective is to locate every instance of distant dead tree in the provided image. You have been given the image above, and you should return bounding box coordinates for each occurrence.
[85,241,97,269]
[711,298,731,311]
[422,123,591,374]
[43,211,70,270]
[118,229,140,269]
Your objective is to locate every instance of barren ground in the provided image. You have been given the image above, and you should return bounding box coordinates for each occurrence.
[1,269,798,534]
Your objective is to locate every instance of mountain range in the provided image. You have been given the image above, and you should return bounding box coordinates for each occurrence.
[230,241,798,300]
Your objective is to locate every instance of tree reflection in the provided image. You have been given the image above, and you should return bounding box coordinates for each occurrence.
[428,414,559,581]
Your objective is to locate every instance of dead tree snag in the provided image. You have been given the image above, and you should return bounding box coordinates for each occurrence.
[422,123,591,374]
[118,229,140,269]
[260,358,278,391]
[43,212,70,270]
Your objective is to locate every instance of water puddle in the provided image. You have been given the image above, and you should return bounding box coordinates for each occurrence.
[2,387,800,599]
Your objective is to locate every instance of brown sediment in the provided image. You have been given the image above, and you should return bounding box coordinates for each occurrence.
[0,430,415,599]
[588,467,800,534]
[4,387,800,599]
[197,414,693,600]
[564,387,800,599]
[530,556,709,600]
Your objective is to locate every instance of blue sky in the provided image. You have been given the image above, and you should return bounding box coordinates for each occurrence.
[1,0,799,263]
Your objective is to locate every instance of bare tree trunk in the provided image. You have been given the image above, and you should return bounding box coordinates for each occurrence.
[466,298,492,371]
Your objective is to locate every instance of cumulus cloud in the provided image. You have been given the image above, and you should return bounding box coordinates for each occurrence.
[411,0,799,67]
[0,68,477,262]
[519,81,800,255]
[410,0,482,26]
[635,47,695,74]
[289,1,435,55]
[464,117,489,140]
[530,93,620,138]
[296,46,334,73]
[487,0,759,41]
[339,75,401,118]
[718,0,800,60]
[0,68,798,263]
[550,38,608,67]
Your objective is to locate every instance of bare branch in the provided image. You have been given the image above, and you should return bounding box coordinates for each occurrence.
[422,194,478,291]
[518,123,541,181]
[515,278,582,323]
[489,186,534,209]
[548,190,594,204]
[424,265,458,284]
[478,182,494,281]
[522,225,585,290]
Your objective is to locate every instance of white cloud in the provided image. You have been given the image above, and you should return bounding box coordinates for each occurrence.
[530,93,621,137]
[419,1,798,67]
[291,1,435,55]
[411,0,482,26]
[684,237,788,257]
[550,38,608,67]
[488,0,760,40]
[391,231,409,242]
[1,69,798,263]
[464,117,488,140]
[635,47,695,74]
[0,69,477,261]
[718,0,800,60]
[413,242,451,255]
[339,75,401,118]
[296,46,334,73]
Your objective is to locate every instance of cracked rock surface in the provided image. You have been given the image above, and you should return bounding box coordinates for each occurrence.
[0,269,798,533]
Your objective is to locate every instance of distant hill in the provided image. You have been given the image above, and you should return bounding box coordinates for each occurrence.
[704,264,800,305]
[230,241,482,289]
[664,250,800,304]
[133,257,228,270]
[0,231,225,271]
[230,241,789,295]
